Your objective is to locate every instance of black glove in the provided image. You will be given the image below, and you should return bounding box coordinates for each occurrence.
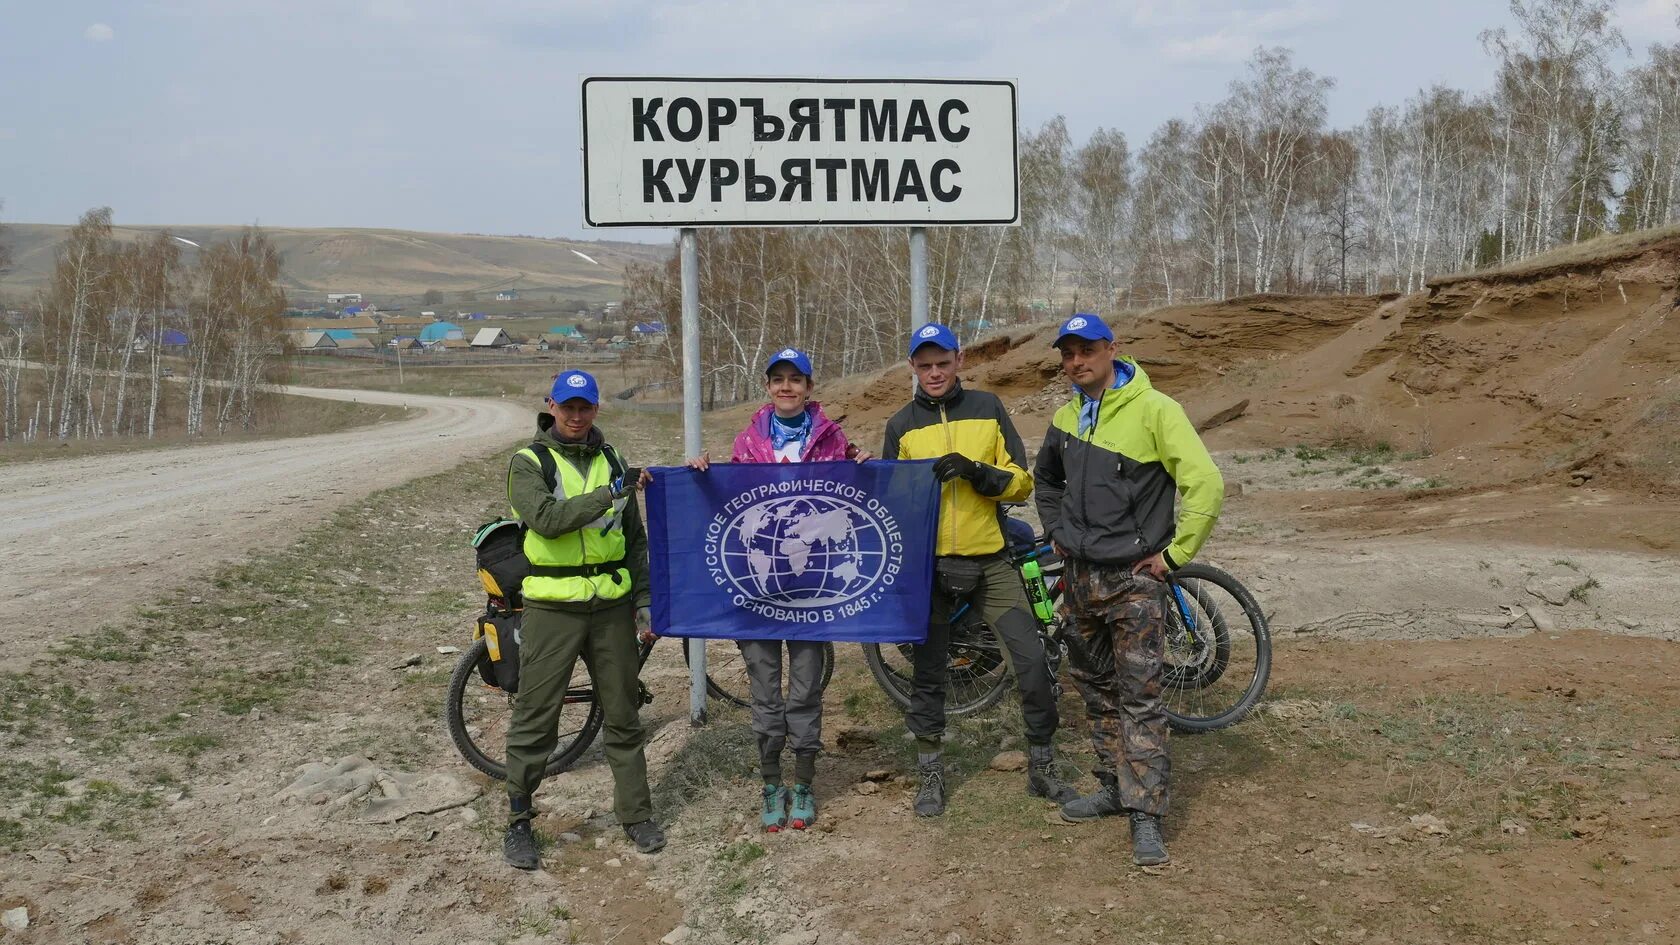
[932,452,982,483]
[610,467,644,498]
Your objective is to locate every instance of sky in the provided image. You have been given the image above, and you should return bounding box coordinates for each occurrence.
[3,0,1679,242]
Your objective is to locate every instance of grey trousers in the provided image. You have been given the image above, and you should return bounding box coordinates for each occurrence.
[738,639,826,776]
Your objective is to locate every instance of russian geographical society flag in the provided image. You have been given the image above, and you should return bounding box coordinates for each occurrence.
[645,460,939,642]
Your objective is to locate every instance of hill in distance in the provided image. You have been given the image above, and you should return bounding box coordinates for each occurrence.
[0,223,671,304]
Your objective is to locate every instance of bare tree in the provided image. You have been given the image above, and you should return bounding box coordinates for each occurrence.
[1069,128,1133,312]
[1482,0,1627,254]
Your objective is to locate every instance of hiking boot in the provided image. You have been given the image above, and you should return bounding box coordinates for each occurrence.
[760,783,789,833]
[788,784,817,830]
[914,760,946,817]
[1059,772,1124,823]
[1026,744,1079,805]
[622,819,667,854]
[502,820,541,871]
[1130,812,1170,866]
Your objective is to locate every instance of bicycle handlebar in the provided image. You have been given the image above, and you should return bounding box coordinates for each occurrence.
[1013,542,1055,564]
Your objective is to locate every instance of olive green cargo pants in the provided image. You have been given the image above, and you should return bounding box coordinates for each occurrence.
[505,600,652,825]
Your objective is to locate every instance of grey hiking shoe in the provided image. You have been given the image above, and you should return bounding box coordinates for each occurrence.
[1130,812,1169,866]
[623,819,667,854]
[913,760,946,817]
[1059,773,1124,823]
[503,820,541,870]
[1026,744,1079,805]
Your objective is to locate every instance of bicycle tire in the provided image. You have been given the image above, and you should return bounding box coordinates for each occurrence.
[682,638,837,708]
[1158,563,1270,733]
[1048,563,1268,733]
[862,609,1012,717]
[444,637,606,781]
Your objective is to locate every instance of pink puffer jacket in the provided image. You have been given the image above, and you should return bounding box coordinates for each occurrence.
[731,402,856,463]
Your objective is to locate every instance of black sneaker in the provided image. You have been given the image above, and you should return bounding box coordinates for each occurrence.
[1130,812,1170,866]
[1059,774,1124,823]
[623,819,667,854]
[1026,745,1079,805]
[503,820,541,871]
[913,761,946,817]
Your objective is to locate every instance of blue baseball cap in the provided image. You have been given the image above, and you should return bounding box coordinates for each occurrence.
[1052,313,1114,347]
[908,322,960,356]
[765,347,814,379]
[549,369,599,405]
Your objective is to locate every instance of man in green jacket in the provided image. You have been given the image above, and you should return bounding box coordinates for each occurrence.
[502,369,664,870]
[1033,314,1225,867]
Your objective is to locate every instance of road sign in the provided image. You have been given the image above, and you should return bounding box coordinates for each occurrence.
[582,77,1019,227]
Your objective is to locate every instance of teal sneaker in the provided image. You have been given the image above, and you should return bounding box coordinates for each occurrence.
[760,783,789,832]
[788,784,817,830]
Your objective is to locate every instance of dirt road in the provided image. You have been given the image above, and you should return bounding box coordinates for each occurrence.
[0,385,531,672]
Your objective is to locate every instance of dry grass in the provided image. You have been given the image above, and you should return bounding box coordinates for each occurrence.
[282,358,666,400]
[0,223,667,300]
[0,388,406,465]
[1432,223,1680,286]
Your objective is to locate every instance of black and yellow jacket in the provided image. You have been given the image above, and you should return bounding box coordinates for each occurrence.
[883,381,1032,556]
[1034,359,1223,569]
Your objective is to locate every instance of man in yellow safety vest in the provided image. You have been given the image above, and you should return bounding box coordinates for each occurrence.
[501,369,663,869]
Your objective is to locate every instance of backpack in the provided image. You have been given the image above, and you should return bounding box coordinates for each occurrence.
[473,609,523,692]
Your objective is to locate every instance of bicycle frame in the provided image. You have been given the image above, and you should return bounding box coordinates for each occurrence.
[1010,542,1209,668]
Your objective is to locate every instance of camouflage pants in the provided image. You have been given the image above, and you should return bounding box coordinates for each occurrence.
[1063,558,1170,817]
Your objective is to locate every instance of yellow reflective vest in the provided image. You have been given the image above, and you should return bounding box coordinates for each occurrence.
[508,444,632,604]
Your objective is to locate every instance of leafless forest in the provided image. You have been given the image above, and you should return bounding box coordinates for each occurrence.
[625,0,1679,400]
[0,208,287,443]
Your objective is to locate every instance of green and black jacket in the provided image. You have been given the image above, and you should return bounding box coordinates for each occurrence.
[882,381,1033,557]
[1033,360,1224,569]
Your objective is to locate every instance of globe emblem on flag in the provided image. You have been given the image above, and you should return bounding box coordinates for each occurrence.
[719,495,889,607]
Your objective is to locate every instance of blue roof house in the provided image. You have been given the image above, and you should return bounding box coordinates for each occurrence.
[419,321,464,342]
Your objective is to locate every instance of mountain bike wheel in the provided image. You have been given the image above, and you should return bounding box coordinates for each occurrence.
[862,609,1011,717]
[444,637,605,780]
[1160,562,1271,733]
[682,638,836,708]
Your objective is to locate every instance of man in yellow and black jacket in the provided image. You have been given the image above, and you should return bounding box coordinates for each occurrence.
[883,323,1076,817]
[1034,313,1225,867]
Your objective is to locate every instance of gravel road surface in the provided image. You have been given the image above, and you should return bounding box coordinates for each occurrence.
[0,386,532,671]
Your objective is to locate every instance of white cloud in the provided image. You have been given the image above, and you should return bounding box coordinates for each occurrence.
[1164,31,1260,63]
[1157,1,1334,64]
[85,22,115,42]
[1616,0,1680,39]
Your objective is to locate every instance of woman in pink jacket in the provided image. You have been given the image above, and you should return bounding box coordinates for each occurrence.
[688,347,867,831]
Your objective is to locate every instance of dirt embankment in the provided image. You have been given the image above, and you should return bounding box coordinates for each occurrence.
[784,237,1680,553]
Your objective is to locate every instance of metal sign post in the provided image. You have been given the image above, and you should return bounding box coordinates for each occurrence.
[680,228,706,726]
[909,227,928,390]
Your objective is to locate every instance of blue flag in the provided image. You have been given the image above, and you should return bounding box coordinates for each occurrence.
[645,460,939,643]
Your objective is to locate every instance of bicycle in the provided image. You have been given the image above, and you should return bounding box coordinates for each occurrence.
[861,519,1272,733]
[444,596,836,781]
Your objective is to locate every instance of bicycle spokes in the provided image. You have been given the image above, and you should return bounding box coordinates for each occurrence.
[1155,565,1269,732]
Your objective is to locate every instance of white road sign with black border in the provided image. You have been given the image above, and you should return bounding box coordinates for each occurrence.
[581,77,1019,227]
